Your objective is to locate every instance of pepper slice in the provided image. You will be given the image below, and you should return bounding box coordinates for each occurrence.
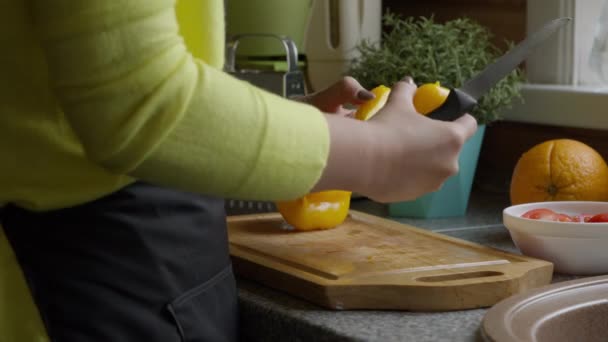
[413,82,450,115]
[276,190,352,231]
[356,82,451,119]
[355,85,391,120]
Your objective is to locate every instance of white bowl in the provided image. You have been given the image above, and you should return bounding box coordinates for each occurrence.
[503,201,608,238]
[503,201,608,275]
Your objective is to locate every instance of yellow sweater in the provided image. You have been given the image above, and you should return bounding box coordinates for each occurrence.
[0,1,329,340]
[0,0,328,211]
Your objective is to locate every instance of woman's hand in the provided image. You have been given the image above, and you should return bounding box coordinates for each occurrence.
[293,76,375,116]
[312,77,478,203]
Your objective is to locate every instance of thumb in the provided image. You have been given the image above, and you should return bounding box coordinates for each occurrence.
[452,113,478,141]
[308,76,375,113]
[383,76,418,113]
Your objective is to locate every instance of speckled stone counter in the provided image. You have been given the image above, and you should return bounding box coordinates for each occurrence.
[236,191,581,342]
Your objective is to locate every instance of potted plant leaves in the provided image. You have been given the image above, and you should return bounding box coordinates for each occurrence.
[348,13,523,218]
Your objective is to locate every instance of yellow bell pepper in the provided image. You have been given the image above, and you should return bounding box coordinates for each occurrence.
[413,82,450,115]
[276,190,352,231]
[277,83,448,231]
[357,82,450,119]
[355,85,392,120]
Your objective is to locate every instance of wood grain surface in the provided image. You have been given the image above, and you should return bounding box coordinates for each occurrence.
[228,210,553,311]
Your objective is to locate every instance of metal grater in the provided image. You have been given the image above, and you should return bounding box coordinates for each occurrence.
[225,199,276,216]
[225,34,306,98]
[224,34,306,215]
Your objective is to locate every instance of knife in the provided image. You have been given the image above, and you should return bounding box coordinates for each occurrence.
[427,17,571,121]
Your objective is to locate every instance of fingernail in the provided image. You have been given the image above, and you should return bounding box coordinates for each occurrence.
[357,90,375,101]
[401,76,414,84]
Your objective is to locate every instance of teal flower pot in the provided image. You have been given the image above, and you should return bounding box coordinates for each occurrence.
[388,125,486,218]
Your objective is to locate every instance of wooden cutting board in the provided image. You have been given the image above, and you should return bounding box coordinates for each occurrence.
[228,210,553,311]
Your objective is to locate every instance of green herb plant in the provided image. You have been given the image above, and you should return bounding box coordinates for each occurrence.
[348,13,524,125]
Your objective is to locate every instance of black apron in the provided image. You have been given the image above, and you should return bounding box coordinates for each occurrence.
[2,182,238,342]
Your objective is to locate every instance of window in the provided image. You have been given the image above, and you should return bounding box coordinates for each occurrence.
[526,0,605,85]
[503,0,608,128]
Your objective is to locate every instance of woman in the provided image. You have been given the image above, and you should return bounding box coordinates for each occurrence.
[0,0,477,341]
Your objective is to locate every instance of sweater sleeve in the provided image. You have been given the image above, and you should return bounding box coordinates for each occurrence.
[28,0,329,201]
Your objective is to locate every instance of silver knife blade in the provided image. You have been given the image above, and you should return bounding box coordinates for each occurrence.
[459,17,571,100]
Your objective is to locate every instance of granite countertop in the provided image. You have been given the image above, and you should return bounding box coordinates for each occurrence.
[236,190,581,342]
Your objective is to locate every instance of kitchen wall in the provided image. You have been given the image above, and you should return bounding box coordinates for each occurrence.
[383,0,527,49]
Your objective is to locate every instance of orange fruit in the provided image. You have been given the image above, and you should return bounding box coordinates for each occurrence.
[355,85,391,121]
[276,190,352,231]
[413,81,450,115]
[510,139,608,205]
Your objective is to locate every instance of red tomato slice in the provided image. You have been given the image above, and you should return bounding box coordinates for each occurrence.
[555,213,574,222]
[572,214,594,222]
[521,208,557,221]
[588,213,608,223]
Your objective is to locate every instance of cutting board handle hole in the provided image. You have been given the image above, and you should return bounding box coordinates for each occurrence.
[416,271,504,283]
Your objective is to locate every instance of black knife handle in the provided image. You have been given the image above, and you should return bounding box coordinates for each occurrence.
[426,88,478,121]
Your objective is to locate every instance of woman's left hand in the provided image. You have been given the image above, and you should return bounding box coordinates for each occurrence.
[293,76,375,116]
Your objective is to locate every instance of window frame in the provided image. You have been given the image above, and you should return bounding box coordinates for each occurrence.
[526,0,604,85]
[502,0,608,129]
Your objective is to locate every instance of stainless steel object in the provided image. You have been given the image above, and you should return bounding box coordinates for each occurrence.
[225,34,306,98]
[225,199,276,215]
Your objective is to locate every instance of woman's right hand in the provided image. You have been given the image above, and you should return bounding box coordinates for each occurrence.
[312,77,478,203]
